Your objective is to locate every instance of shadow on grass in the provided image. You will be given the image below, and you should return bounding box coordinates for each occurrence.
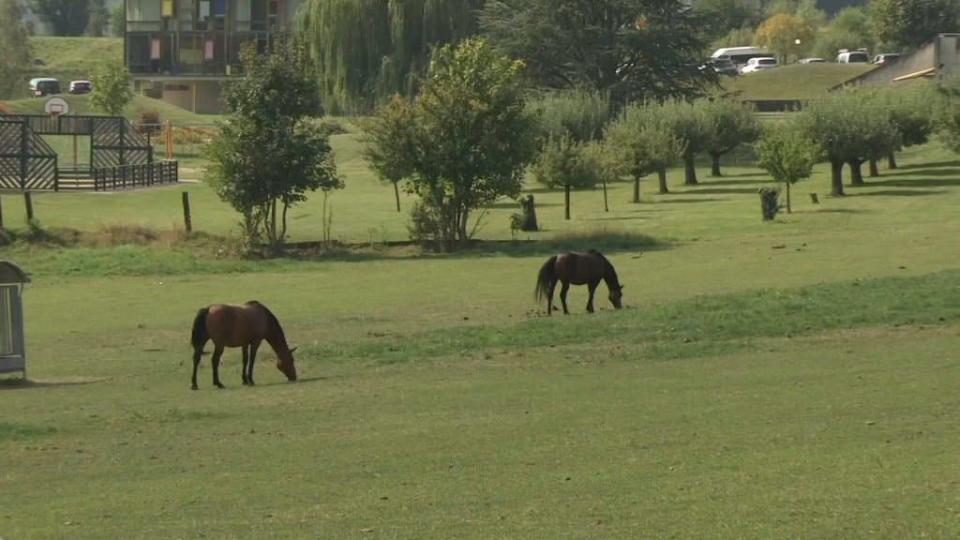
[878,169,960,180]
[696,177,767,185]
[807,208,870,214]
[893,160,960,170]
[651,197,725,204]
[0,377,107,391]
[486,200,562,209]
[256,375,330,387]
[678,187,760,195]
[866,176,960,188]
[851,189,947,197]
[711,171,768,179]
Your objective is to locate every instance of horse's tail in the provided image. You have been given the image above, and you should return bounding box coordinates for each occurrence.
[535,255,558,303]
[190,307,209,350]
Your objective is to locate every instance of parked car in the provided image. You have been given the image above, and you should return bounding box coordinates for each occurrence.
[28,77,61,97]
[711,46,774,67]
[798,57,826,64]
[739,57,778,74]
[836,50,870,63]
[69,80,93,94]
[873,53,901,65]
[700,58,739,75]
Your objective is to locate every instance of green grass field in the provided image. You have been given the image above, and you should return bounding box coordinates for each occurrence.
[721,63,876,101]
[2,110,960,536]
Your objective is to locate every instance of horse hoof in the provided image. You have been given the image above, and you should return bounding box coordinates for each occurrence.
[215,383,225,389]
[191,385,198,391]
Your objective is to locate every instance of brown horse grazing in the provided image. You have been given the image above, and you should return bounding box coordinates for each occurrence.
[190,301,297,390]
[535,250,624,315]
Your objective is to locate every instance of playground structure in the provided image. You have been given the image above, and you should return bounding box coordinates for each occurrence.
[0,114,178,192]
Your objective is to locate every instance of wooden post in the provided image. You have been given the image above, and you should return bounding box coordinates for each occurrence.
[0,194,4,229]
[24,192,33,223]
[166,120,174,160]
[182,191,192,233]
[73,133,78,169]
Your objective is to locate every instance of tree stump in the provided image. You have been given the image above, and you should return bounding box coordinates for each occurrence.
[759,187,780,221]
[809,193,819,204]
[519,194,538,231]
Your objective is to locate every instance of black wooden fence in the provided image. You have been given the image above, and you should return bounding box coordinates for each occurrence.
[93,161,179,191]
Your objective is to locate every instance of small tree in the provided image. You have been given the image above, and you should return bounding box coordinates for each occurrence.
[605,101,686,200]
[799,91,897,195]
[530,89,612,217]
[362,38,538,250]
[880,83,939,169]
[533,135,604,219]
[702,98,760,177]
[206,43,343,252]
[755,122,821,213]
[361,95,416,212]
[660,99,712,186]
[90,60,133,116]
[30,0,89,35]
[0,0,32,100]
[754,13,814,63]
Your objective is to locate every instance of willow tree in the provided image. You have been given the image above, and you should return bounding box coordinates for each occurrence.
[299,0,484,114]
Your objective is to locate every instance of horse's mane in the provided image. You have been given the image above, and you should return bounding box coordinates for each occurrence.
[246,300,287,342]
[588,250,620,287]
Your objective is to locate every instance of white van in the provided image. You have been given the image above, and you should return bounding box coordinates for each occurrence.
[836,49,870,63]
[711,46,773,66]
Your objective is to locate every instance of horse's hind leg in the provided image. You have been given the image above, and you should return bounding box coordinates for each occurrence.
[191,347,203,390]
[586,280,600,313]
[559,282,571,315]
[547,281,557,315]
[247,341,261,386]
[241,346,250,386]
[211,345,225,389]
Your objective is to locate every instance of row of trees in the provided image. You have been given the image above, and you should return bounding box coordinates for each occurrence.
[707,0,958,62]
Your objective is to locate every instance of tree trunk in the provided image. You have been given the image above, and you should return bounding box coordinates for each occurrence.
[632,175,640,203]
[710,152,722,177]
[831,160,845,196]
[657,168,669,194]
[786,182,791,214]
[393,182,401,212]
[602,178,609,212]
[564,184,571,220]
[869,158,880,177]
[684,153,698,185]
[888,152,898,169]
[849,160,864,186]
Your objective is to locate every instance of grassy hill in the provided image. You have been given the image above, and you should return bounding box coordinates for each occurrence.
[28,36,123,89]
[721,63,876,101]
[3,93,220,124]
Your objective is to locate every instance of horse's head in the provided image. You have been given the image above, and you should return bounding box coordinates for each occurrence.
[609,285,624,309]
[277,346,298,382]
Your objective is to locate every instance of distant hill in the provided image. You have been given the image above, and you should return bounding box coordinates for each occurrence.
[18,0,123,36]
[721,63,875,101]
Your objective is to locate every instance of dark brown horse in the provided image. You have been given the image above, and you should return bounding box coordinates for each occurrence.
[535,250,624,314]
[190,301,297,390]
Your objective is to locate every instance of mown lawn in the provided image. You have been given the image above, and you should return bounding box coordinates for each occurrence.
[1,127,959,537]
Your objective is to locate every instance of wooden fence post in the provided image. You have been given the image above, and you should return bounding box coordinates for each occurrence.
[166,120,174,160]
[182,191,192,233]
[0,194,4,229]
[24,192,33,223]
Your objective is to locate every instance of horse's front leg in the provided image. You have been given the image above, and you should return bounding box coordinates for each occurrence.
[211,345,225,389]
[191,346,203,390]
[247,340,261,386]
[559,282,571,315]
[586,280,600,313]
[241,346,249,386]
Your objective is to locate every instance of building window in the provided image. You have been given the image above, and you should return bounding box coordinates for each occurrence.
[151,39,162,60]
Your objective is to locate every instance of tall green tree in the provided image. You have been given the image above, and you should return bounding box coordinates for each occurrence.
[605,101,686,200]
[480,0,715,104]
[110,4,124,37]
[702,98,760,177]
[30,0,90,35]
[362,38,538,250]
[755,121,821,213]
[87,0,108,36]
[299,0,483,113]
[813,7,875,59]
[206,44,343,252]
[869,0,959,50]
[361,94,417,212]
[90,60,133,116]
[0,0,32,100]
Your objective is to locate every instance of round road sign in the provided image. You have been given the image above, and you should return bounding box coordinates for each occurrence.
[44,97,69,116]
